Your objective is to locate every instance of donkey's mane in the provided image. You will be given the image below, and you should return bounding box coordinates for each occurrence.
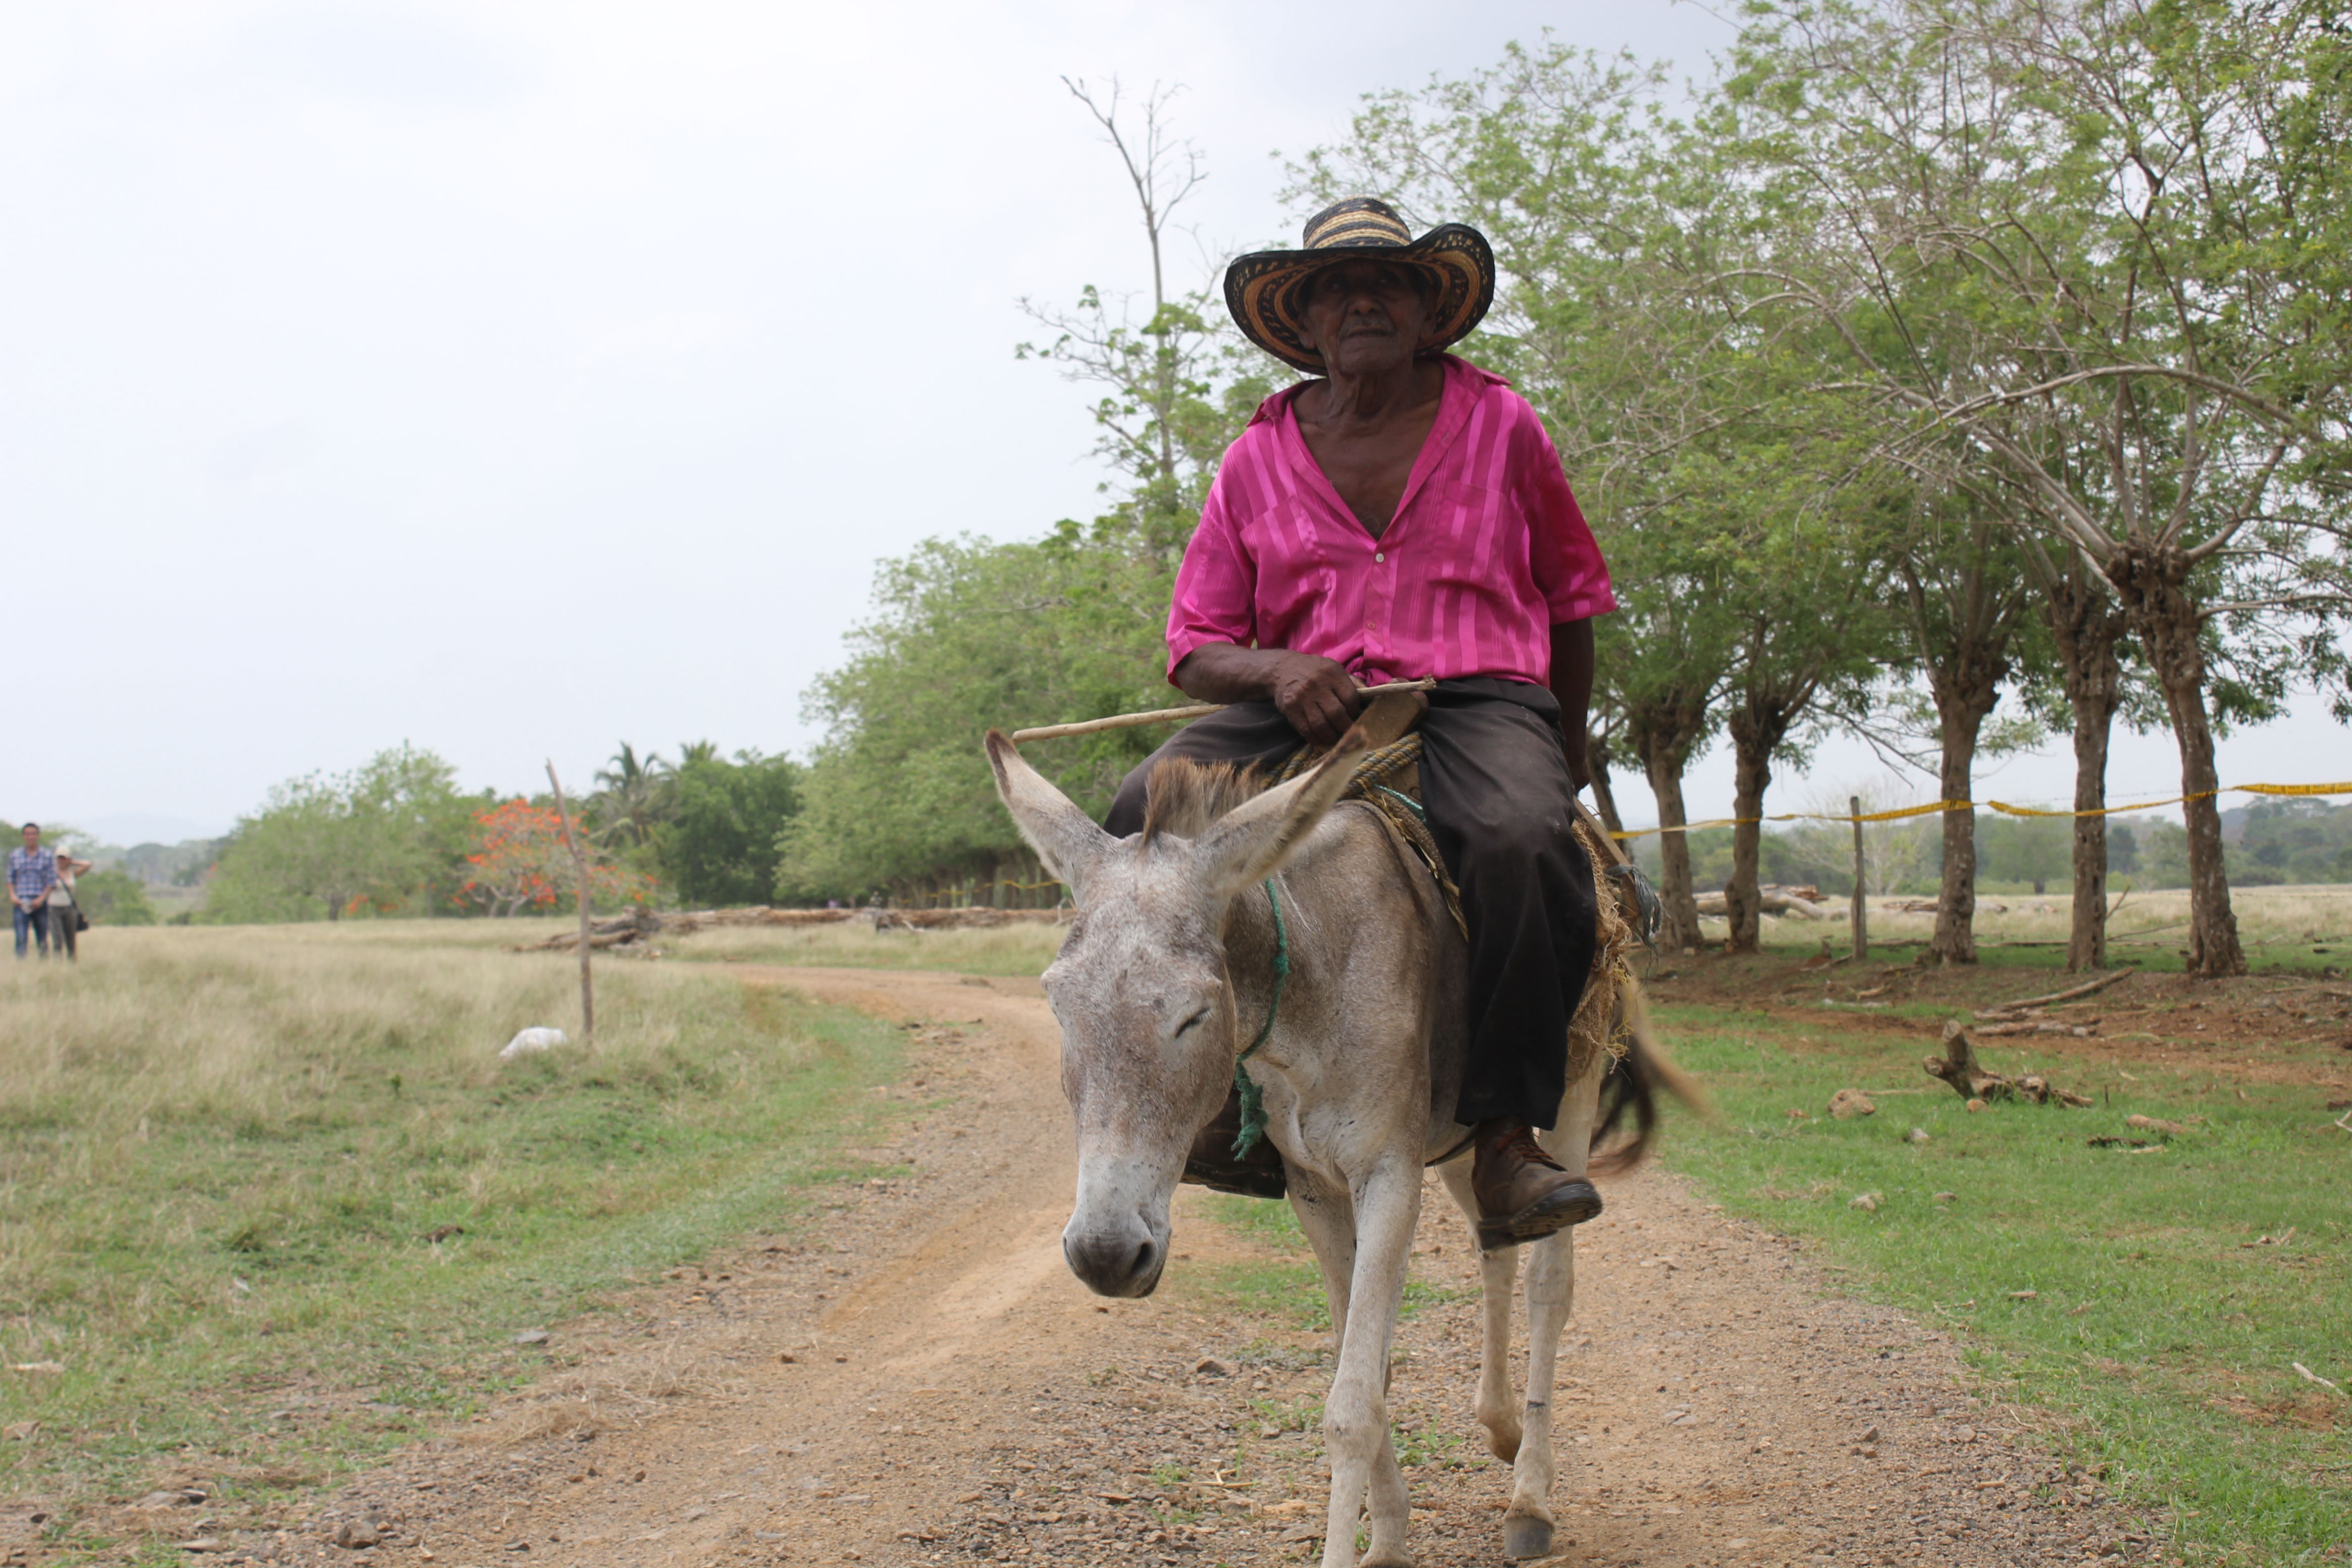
[1139,759,1275,844]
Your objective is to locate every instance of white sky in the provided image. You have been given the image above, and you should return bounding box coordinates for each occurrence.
[4,0,2340,842]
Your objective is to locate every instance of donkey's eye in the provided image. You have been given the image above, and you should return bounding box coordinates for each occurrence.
[1175,1009,1211,1036]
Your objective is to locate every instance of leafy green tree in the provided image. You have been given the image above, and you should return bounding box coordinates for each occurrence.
[1975,814,2075,893]
[1722,0,2352,973]
[2230,799,2352,886]
[71,869,158,925]
[204,745,474,922]
[657,751,803,908]
[779,530,1174,903]
[787,81,1271,903]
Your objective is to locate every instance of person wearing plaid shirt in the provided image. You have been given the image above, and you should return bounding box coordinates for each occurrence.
[10,823,58,958]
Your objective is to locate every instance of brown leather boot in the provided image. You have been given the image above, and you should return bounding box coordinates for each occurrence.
[1471,1117,1601,1250]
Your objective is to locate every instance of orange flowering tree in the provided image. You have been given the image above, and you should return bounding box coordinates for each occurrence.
[458,799,655,917]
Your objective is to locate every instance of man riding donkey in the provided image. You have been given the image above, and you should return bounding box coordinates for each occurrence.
[1104,197,1619,1249]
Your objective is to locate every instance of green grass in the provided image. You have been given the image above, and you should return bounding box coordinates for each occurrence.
[0,925,909,1539]
[1655,1002,2351,1566]
[1183,1193,1461,1333]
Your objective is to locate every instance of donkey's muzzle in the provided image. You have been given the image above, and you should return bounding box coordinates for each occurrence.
[1064,1224,1165,1298]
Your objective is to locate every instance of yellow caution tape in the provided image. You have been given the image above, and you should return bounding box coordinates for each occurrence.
[1606,782,2352,839]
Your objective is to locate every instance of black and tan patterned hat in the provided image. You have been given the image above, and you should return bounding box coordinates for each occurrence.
[1224,197,1495,374]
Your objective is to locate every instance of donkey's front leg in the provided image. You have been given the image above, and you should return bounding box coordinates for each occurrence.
[1315,1154,1422,1568]
[1437,1159,1524,1461]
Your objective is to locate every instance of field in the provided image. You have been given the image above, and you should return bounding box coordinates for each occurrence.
[4,891,2347,1565]
[0,924,911,1540]
[1693,884,2352,974]
[1647,1000,2350,1563]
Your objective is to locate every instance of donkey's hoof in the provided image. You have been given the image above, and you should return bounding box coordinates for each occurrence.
[1501,1514,1553,1560]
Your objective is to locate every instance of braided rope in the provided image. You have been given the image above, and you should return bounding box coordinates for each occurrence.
[1230,878,1288,1158]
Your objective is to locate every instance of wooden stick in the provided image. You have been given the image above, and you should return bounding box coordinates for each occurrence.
[1010,679,1437,745]
[545,761,594,1051]
[1974,967,2134,1019]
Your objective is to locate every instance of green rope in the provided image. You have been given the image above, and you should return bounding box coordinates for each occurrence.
[1230,877,1289,1159]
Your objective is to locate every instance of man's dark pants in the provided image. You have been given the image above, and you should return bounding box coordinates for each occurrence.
[12,904,48,958]
[1104,677,1599,1129]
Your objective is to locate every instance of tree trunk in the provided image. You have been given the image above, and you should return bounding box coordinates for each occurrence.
[1640,742,1703,953]
[1896,546,2015,967]
[2040,567,2127,972]
[2063,648,2119,973]
[1724,711,1776,954]
[2111,545,2246,977]
[1587,728,1626,840]
[1929,719,1983,965]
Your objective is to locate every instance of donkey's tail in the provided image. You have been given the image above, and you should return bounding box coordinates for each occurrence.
[1588,972,1711,1176]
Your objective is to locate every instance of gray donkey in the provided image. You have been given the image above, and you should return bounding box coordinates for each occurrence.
[984,695,1695,1567]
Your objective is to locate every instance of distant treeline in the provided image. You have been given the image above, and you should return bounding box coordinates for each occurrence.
[86,752,2348,928]
[80,742,805,924]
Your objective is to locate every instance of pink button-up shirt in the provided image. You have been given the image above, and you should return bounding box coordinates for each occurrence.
[1166,356,1615,688]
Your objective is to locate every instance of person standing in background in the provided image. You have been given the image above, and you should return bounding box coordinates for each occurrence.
[9,823,57,958]
[47,842,92,960]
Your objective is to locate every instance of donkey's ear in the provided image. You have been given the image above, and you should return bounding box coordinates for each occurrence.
[1194,728,1371,900]
[985,730,1115,898]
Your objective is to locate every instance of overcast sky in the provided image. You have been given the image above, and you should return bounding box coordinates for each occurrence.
[4,0,2339,844]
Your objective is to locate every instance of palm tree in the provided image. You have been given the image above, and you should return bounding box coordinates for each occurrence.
[592,743,671,848]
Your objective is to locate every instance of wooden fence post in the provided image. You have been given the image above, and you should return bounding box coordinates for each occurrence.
[546,761,594,1050]
[1849,795,1869,962]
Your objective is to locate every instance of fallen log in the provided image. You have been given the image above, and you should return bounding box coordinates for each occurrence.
[1974,1016,2100,1038]
[514,904,1068,950]
[1974,967,2135,1020]
[1692,887,1832,920]
[1923,1021,2093,1106]
[513,908,662,952]
[869,907,1068,930]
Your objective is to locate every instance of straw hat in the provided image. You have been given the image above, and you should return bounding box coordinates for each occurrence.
[1224,197,1495,374]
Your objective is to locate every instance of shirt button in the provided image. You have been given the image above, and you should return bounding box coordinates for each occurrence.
[1375,552,1385,563]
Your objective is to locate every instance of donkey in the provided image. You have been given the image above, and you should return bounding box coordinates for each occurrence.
[985,695,1694,1566]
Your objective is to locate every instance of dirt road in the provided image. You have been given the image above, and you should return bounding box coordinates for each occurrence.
[271,967,2136,1567]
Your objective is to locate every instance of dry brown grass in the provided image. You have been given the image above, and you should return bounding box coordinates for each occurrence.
[0,921,774,1146]
[1705,883,2352,957]
[0,920,909,1511]
[661,918,1069,977]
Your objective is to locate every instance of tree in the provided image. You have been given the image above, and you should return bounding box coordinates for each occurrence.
[778,530,1175,902]
[457,799,653,918]
[591,743,672,851]
[1889,501,2039,962]
[1723,0,2352,973]
[205,745,474,922]
[1019,79,1276,560]
[72,869,158,925]
[1608,554,1735,952]
[658,751,802,908]
[788,81,1271,903]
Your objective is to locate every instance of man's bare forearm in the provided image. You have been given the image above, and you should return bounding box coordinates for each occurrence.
[1549,619,1594,789]
[1172,643,1365,747]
